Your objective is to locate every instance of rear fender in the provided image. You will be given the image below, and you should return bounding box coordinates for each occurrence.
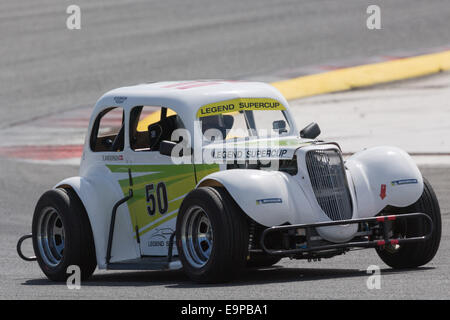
[54,170,140,268]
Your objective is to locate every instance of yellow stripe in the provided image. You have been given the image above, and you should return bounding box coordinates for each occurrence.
[271,50,450,100]
[135,51,449,125]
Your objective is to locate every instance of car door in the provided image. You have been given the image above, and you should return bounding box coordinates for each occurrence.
[126,105,196,256]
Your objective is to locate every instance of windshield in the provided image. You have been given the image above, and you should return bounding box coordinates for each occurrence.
[200,109,291,143]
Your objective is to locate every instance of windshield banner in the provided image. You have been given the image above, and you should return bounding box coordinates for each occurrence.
[197,98,286,118]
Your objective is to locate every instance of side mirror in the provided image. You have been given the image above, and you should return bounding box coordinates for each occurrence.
[300,122,321,139]
[272,120,287,134]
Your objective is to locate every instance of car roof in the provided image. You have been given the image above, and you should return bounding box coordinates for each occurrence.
[91,80,294,135]
[94,80,288,114]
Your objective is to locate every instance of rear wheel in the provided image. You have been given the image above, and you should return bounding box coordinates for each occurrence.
[32,188,97,281]
[176,187,248,283]
[376,178,441,268]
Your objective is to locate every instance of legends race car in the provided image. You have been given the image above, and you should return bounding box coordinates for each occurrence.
[17,80,441,283]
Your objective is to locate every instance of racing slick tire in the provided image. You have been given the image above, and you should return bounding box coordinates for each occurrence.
[376,178,441,269]
[246,253,282,268]
[32,188,97,281]
[176,187,249,283]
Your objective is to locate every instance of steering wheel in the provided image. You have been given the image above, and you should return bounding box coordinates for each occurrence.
[111,125,125,151]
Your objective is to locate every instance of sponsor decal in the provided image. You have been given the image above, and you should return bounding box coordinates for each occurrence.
[148,227,174,248]
[391,179,418,186]
[212,149,289,159]
[197,98,286,117]
[103,155,123,161]
[256,198,283,205]
[380,184,386,200]
[114,96,127,104]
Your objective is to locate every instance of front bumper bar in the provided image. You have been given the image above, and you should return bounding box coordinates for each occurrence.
[260,213,433,256]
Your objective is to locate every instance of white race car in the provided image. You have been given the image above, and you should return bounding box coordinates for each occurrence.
[18,80,441,283]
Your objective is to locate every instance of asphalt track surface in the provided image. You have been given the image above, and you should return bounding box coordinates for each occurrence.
[1,161,449,299]
[1,0,450,299]
[1,0,450,127]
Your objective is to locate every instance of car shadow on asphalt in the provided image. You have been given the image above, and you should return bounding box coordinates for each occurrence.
[22,266,434,289]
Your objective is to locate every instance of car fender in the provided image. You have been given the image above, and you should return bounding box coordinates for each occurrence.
[54,168,141,268]
[197,169,319,227]
[346,146,423,218]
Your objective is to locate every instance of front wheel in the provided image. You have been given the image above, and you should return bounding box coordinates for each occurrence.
[176,187,249,283]
[32,188,97,281]
[376,178,441,268]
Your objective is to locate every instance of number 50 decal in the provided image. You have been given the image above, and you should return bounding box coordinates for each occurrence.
[145,182,168,216]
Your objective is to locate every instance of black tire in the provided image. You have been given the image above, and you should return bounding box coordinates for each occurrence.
[246,253,282,268]
[176,187,248,283]
[376,178,441,269]
[32,188,97,281]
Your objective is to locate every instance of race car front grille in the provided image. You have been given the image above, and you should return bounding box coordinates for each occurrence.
[305,149,353,221]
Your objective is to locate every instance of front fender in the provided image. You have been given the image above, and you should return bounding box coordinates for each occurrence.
[346,146,423,218]
[198,169,318,227]
[54,172,140,268]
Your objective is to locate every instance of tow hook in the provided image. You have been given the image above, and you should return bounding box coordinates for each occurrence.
[17,234,37,261]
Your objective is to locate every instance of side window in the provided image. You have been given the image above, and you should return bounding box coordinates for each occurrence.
[129,106,182,151]
[90,107,125,152]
